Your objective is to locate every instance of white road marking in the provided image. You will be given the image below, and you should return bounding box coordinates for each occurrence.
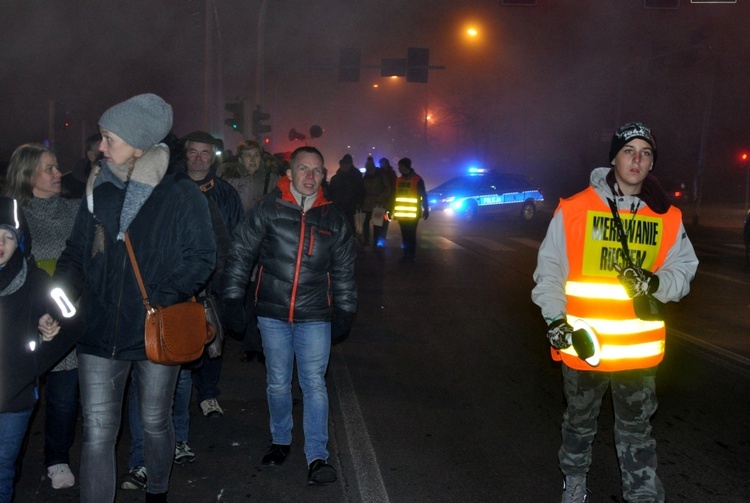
[465,237,515,251]
[509,237,541,249]
[424,236,463,249]
[331,347,390,503]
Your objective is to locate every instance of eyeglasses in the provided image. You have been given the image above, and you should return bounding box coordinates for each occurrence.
[188,149,213,158]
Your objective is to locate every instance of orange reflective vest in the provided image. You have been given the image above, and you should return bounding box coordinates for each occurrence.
[554,186,682,371]
[393,175,423,220]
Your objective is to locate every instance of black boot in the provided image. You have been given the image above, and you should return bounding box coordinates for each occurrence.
[145,492,167,503]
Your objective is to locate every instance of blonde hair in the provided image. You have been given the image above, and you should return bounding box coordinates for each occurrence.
[2,143,55,205]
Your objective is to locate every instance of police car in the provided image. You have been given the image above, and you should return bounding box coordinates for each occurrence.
[427,169,544,220]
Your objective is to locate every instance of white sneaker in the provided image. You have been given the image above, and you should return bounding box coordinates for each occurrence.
[174,441,196,464]
[47,463,75,489]
[200,398,224,417]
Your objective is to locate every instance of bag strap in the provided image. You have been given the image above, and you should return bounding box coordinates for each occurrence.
[124,232,152,310]
[606,197,636,268]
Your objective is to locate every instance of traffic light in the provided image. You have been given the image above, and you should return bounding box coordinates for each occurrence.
[338,47,361,83]
[252,106,271,139]
[224,101,245,134]
[407,47,429,83]
[741,152,749,162]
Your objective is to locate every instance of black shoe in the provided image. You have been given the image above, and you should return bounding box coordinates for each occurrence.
[307,459,337,485]
[242,350,267,364]
[262,444,290,466]
[145,492,167,503]
[240,350,255,362]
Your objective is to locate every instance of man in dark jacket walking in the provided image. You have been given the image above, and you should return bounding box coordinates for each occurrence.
[181,130,243,418]
[223,146,356,486]
[327,153,365,234]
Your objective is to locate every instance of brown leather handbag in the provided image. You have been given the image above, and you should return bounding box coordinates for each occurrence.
[125,233,215,365]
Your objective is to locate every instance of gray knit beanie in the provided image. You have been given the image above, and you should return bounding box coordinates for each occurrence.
[98,93,173,150]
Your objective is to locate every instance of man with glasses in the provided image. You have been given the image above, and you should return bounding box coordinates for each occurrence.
[222,146,357,485]
[181,130,243,418]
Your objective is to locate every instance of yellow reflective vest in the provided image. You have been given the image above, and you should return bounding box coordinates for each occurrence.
[554,186,682,372]
[393,175,423,220]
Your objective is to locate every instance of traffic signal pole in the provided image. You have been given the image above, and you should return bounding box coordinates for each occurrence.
[256,0,267,112]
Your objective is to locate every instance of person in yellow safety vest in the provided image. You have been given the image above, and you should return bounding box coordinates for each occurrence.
[532,122,698,503]
[391,158,429,262]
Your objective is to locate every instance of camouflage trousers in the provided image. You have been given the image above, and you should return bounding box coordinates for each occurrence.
[559,364,665,503]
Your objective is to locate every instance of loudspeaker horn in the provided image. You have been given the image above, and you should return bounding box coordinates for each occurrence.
[309,125,323,139]
[288,129,306,142]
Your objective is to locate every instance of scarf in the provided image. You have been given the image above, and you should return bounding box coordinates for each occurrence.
[86,144,169,241]
[606,169,671,215]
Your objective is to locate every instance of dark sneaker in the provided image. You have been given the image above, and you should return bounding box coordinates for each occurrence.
[120,466,147,490]
[174,441,196,464]
[561,475,588,503]
[307,459,337,485]
[261,444,290,466]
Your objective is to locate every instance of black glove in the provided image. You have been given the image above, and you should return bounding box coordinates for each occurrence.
[331,309,355,343]
[423,209,429,220]
[546,319,573,350]
[614,264,659,298]
[221,298,246,336]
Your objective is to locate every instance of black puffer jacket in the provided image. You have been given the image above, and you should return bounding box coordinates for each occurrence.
[224,177,356,322]
[54,172,216,360]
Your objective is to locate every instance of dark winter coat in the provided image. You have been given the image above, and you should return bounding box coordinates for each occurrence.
[328,166,365,216]
[0,263,57,412]
[192,173,243,301]
[192,173,243,233]
[54,172,216,360]
[223,177,357,323]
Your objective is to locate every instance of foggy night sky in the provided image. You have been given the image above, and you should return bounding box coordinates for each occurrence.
[1,0,749,201]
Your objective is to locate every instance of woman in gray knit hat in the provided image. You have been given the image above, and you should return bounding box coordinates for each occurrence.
[54,93,217,503]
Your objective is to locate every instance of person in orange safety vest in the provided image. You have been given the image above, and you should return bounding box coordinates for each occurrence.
[532,122,698,503]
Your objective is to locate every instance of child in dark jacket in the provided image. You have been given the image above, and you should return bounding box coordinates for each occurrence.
[0,198,63,502]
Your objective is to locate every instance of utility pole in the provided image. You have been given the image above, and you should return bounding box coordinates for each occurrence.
[48,100,56,148]
[203,0,213,129]
[256,0,268,109]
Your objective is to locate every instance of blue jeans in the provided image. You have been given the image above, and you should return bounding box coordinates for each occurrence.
[192,352,221,404]
[44,368,79,467]
[0,408,33,503]
[78,354,179,502]
[127,367,191,468]
[257,317,331,464]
